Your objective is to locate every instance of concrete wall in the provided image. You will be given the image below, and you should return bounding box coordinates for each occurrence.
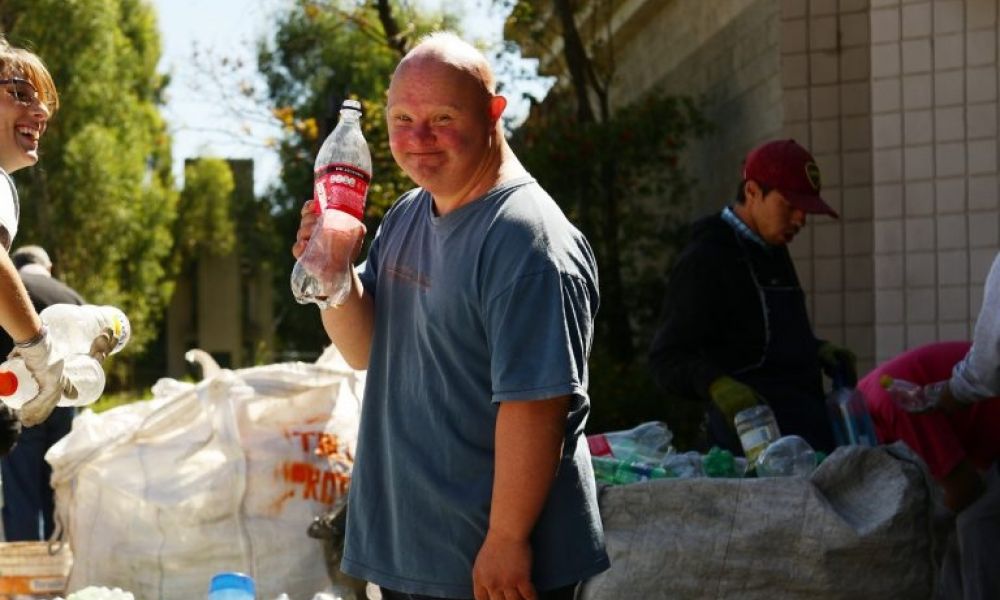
[532,0,1000,373]
[865,0,999,363]
[610,0,785,214]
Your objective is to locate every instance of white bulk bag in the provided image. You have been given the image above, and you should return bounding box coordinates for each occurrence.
[47,347,363,600]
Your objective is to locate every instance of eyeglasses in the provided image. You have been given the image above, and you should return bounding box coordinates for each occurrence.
[0,77,49,110]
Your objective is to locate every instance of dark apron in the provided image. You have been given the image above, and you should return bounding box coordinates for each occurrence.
[707,248,836,455]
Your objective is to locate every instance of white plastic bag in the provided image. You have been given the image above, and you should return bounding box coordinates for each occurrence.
[47,347,364,600]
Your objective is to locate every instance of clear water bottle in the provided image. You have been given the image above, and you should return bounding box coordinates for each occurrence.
[826,374,878,447]
[40,304,131,359]
[734,405,781,462]
[207,571,255,600]
[291,99,372,309]
[0,303,130,409]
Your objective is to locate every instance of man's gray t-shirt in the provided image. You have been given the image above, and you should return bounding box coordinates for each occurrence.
[342,177,609,597]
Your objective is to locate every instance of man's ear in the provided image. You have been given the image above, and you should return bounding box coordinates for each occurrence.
[744,180,762,203]
[488,95,507,124]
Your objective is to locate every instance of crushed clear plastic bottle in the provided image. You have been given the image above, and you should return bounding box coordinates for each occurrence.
[756,435,817,477]
[587,420,673,464]
[880,375,946,413]
[291,99,372,309]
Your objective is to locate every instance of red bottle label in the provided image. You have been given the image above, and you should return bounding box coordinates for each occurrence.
[314,163,371,220]
[587,434,613,457]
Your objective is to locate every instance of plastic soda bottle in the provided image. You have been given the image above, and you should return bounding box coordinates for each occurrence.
[207,572,255,600]
[825,373,878,447]
[586,421,673,464]
[291,99,372,309]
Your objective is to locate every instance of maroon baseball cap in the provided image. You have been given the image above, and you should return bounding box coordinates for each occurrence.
[742,139,838,218]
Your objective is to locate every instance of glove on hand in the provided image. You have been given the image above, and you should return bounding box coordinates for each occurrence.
[12,327,74,427]
[818,342,858,387]
[0,403,21,456]
[708,376,762,426]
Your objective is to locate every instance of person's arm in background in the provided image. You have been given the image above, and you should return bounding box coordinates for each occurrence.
[947,252,1000,406]
[292,198,375,369]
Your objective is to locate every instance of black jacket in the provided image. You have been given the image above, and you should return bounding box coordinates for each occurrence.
[649,212,834,453]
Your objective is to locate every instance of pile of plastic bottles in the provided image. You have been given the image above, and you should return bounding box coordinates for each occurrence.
[589,422,825,486]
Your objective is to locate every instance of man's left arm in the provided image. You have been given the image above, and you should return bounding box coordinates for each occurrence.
[472,395,570,600]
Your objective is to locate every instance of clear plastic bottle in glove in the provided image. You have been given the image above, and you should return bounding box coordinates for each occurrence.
[0,353,103,409]
[0,304,130,410]
[291,99,371,309]
[39,303,130,359]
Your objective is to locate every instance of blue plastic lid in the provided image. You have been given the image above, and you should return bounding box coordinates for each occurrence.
[209,572,255,596]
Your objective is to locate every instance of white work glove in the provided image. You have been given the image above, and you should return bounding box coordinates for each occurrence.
[11,326,76,427]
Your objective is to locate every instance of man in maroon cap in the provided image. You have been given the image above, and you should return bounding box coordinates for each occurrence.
[648,139,854,455]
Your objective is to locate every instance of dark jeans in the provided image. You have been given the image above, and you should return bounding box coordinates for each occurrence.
[380,583,577,600]
[937,462,1000,600]
[1,406,74,540]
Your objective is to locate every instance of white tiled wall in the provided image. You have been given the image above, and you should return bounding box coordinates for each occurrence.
[782,0,877,369]
[783,0,1000,369]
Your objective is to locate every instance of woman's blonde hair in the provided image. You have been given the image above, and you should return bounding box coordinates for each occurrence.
[0,36,58,113]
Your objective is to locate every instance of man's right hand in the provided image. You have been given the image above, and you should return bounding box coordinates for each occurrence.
[292,198,320,260]
[708,376,762,426]
[292,198,365,263]
[12,327,74,427]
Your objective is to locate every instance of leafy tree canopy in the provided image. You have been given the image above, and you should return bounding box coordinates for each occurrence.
[504,0,712,441]
[2,0,178,368]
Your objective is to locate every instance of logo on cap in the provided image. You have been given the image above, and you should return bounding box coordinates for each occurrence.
[804,161,821,191]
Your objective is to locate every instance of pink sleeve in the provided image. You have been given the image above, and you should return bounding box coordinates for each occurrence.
[857,342,973,480]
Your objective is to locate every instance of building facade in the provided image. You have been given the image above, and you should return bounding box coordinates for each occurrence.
[524,0,1000,372]
[166,159,274,377]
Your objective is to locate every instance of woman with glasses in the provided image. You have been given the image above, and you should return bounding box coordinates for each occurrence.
[0,36,71,454]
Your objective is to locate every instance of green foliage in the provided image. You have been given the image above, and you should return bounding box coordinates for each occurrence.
[3,0,178,383]
[173,158,237,262]
[258,0,457,357]
[511,90,711,442]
